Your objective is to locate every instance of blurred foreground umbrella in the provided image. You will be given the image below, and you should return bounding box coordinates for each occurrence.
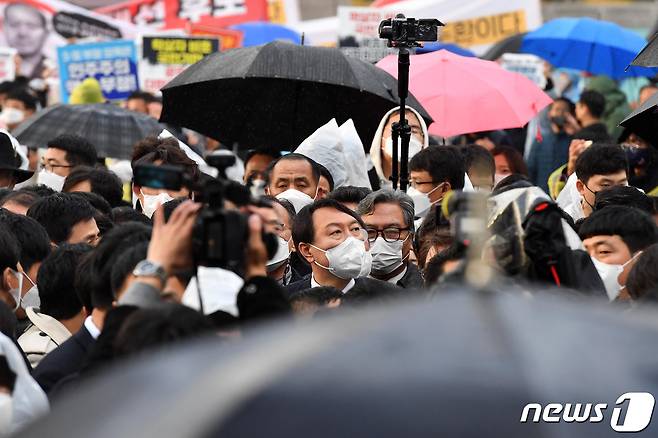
[230,21,301,46]
[22,290,658,438]
[522,17,656,79]
[13,104,165,160]
[376,50,552,137]
[160,41,432,150]
[481,32,526,61]
[629,32,658,68]
[619,91,658,146]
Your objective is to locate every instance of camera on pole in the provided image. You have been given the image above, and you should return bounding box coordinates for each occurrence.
[378,14,443,192]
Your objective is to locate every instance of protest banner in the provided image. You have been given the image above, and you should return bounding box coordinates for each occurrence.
[140,35,219,94]
[95,0,166,28]
[185,25,243,50]
[0,0,137,79]
[500,53,547,89]
[58,40,139,103]
[0,47,16,82]
[338,0,541,59]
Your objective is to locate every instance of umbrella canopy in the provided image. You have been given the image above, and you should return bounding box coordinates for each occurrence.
[160,41,432,151]
[13,104,165,160]
[619,91,658,146]
[230,21,301,46]
[21,290,658,438]
[480,32,526,61]
[416,42,475,57]
[376,50,552,137]
[630,32,658,68]
[521,17,656,79]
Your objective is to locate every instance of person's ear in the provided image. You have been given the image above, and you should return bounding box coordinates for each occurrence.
[440,182,452,197]
[2,268,14,292]
[576,179,585,197]
[298,242,315,264]
[316,187,328,200]
[264,185,271,195]
[132,184,141,196]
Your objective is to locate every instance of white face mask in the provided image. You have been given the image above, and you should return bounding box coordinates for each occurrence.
[276,189,315,213]
[0,393,12,434]
[37,169,66,191]
[494,173,508,186]
[21,272,40,309]
[383,136,424,160]
[7,269,22,311]
[591,257,624,301]
[310,236,372,280]
[406,184,443,218]
[370,235,410,276]
[0,107,25,126]
[140,190,175,219]
[267,236,291,271]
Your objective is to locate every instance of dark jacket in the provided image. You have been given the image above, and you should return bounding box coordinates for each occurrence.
[33,325,95,394]
[285,275,401,301]
[397,263,424,289]
[527,130,572,193]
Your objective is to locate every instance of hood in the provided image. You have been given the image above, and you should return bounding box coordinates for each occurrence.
[369,106,430,183]
[69,78,105,105]
[586,75,627,109]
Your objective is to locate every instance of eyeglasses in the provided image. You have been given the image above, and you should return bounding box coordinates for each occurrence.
[409,180,436,189]
[366,227,411,243]
[40,162,73,172]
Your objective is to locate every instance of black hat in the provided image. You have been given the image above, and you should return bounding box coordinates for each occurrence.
[0,132,33,183]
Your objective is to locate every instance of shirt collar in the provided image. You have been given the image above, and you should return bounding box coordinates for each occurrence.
[84,316,101,340]
[387,266,408,285]
[310,275,355,294]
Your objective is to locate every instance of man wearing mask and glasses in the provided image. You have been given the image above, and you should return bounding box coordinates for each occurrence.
[357,190,422,289]
[38,135,98,192]
[286,199,400,300]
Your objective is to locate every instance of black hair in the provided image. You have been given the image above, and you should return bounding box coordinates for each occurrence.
[110,242,149,299]
[579,90,606,119]
[326,186,372,207]
[409,145,465,190]
[317,164,335,192]
[0,300,17,340]
[0,209,50,272]
[0,223,19,273]
[553,97,576,114]
[113,304,213,358]
[69,191,113,218]
[5,89,38,112]
[261,195,295,224]
[292,198,366,247]
[47,135,98,167]
[87,223,152,310]
[0,189,39,210]
[575,144,628,185]
[578,206,658,254]
[594,186,654,215]
[75,253,94,312]
[236,279,291,322]
[27,193,96,244]
[127,91,154,102]
[20,184,56,198]
[244,148,280,168]
[424,243,467,287]
[111,206,152,226]
[131,136,200,183]
[38,244,92,321]
[626,244,658,301]
[459,144,495,179]
[0,81,17,96]
[289,287,343,306]
[266,153,321,186]
[62,166,124,207]
[0,189,10,202]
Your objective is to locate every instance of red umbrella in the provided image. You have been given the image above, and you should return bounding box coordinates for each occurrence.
[376,49,552,137]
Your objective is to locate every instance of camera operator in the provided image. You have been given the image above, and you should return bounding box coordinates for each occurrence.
[118,201,291,321]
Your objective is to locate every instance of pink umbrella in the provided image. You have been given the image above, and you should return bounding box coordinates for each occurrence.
[376,49,553,137]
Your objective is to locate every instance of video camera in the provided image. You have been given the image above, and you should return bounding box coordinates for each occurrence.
[378,14,443,48]
[133,163,276,273]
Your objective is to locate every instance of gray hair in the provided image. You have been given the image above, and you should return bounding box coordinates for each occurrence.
[356,189,415,232]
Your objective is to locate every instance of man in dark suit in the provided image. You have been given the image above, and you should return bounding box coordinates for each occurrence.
[286,199,400,300]
[356,189,423,289]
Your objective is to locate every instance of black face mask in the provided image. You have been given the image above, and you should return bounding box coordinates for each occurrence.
[623,144,651,168]
[550,115,566,130]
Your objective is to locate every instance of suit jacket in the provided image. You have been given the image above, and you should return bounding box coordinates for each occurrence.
[285,275,401,302]
[397,263,424,289]
[33,325,95,394]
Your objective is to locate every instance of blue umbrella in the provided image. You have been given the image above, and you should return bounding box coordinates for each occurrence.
[230,21,301,47]
[416,42,475,57]
[521,17,657,79]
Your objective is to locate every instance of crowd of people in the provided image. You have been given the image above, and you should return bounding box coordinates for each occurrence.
[0,56,656,434]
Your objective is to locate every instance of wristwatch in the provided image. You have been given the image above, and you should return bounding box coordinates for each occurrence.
[132,260,168,289]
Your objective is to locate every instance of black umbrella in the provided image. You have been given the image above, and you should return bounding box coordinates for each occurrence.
[22,289,658,437]
[481,32,526,61]
[619,91,658,146]
[13,104,166,160]
[160,41,432,150]
[629,32,658,68]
